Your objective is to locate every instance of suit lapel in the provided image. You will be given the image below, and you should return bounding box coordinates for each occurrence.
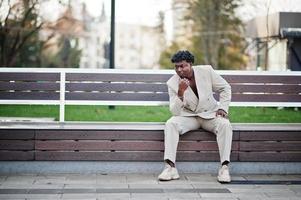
[193,66,209,106]
[166,74,180,92]
[167,73,199,111]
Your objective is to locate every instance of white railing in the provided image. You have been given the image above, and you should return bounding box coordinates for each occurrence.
[1,67,301,75]
[0,68,301,122]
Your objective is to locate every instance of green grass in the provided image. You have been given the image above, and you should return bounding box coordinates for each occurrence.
[229,107,301,123]
[65,105,170,122]
[0,105,59,119]
[0,105,300,123]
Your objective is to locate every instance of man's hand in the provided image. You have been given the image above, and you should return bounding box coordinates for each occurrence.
[178,78,190,99]
[216,109,228,118]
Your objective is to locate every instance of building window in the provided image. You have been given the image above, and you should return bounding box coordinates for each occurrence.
[84,62,89,68]
[97,49,101,57]
[97,61,101,68]
[257,40,267,70]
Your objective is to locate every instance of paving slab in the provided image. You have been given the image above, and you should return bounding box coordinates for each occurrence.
[0,173,299,199]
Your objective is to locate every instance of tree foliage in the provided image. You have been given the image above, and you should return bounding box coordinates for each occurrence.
[160,0,248,70]
[159,42,180,69]
[41,36,82,68]
[188,0,248,69]
[0,0,82,68]
[0,0,43,67]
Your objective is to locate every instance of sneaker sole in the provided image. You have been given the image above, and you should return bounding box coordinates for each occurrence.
[218,180,231,183]
[217,177,231,183]
[158,176,180,181]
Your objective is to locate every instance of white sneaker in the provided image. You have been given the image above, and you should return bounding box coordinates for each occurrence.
[217,165,231,183]
[158,165,180,181]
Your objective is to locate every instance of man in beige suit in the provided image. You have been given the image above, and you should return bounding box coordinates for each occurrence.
[158,50,233,183]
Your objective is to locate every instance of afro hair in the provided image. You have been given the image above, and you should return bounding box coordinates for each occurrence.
[171,50,194,64]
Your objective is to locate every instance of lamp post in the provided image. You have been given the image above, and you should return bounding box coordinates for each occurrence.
[109,0,115,109]
[110,0,115,70]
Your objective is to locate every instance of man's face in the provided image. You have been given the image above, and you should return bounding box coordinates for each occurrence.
[174,60,192,79]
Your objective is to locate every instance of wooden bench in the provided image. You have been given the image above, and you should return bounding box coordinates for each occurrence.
[0,68,301,163]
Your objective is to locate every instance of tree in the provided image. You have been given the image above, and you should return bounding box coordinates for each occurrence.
[159,39,206,69]
[160,0,248,70]
[39,36,82,68]
[0,0,82,68]
[155,10,171,69]
[41,2,83,68]
[159,42,181,69]
[0,0,44,67]
[188,0,248,69]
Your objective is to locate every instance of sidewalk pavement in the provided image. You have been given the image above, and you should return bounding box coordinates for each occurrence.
[0,173,300,200]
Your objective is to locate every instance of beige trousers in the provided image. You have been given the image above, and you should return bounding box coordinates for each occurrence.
[164,116,233,164]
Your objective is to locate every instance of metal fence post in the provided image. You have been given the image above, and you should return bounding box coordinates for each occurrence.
[59,72,66,122]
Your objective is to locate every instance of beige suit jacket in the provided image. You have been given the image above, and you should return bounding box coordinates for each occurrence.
[166,65,231,119]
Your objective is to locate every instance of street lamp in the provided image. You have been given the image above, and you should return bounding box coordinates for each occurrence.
[109,0,115,110]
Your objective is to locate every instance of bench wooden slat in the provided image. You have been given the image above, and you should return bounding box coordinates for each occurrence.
[35,130,239,141]
[0,140,34,150]
[35,151,239,161]
[240,141,301,151]
[239,152,301,161]
[184,130,240,141]
[240,131,301,141]
[0,130,34,139]
[0,151,34,160]
[36,151,164,161]
[0,73,60,81]
[232,94,301,102]
[177,151,239,161]
[66,73,171,82]
[0,82,60,91]
[179,141,239,151]
[36,140,165,151]
[66,83,168,92]
[35,140,239,151]
[67,74,301,84]
[66,92,169,101]
[36,130,165,140]
[231,84,301,94]
[224,75,301,84]
[0,92,60,100]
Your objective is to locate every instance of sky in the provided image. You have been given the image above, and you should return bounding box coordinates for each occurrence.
[40,0,301,42]
[82,0,301,41]
[41,0,172,26]
[6,0,301,25]
[75,0,301,24]
[80,0,172,26]
[237,0,301,22]
[40,0,173,40]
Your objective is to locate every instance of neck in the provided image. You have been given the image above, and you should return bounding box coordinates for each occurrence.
[187,70,194,80]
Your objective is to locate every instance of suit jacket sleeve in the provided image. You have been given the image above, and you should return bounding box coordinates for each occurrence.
[209,66,231,113]
[168,86,184,116]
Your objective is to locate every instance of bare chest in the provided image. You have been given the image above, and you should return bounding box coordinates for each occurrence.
[189,78,199,98]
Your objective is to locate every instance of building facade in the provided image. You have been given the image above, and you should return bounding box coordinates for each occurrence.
[79,3,110,69]
[79,3,164,69]
[171,0,194,46]
[115,23,163,69]
[245,12,301,71]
